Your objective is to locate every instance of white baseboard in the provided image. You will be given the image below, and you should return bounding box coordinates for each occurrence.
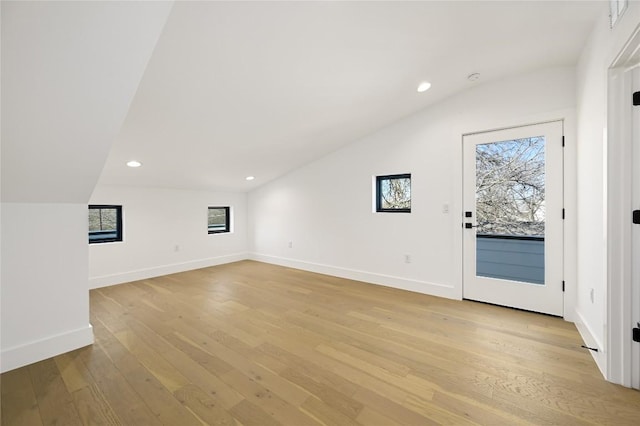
[1,325,94,373]
[250,253,456,299]
[89,252,249,289]
[574,308,607,378]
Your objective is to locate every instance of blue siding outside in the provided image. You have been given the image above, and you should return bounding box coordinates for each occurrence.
[476,236,544,285]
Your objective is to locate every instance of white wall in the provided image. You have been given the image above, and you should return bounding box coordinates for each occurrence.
[249,67,577,313]
[574,3,640,377]
[1,1,174,203]
[0,1,172,373]
[1,203,93,372]
[89,185,248,288]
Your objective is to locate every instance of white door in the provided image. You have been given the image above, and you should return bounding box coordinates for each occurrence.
[463,121,564,316]
[631,67,640,390]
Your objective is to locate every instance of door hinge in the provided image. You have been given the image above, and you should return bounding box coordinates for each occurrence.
[562,208,565,219]
[562,136,565,147]
[633,210,640,224]
[562,281,565,292]
[633,323,640,343]
[633,91,640,106]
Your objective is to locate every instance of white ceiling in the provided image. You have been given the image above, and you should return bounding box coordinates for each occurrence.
[32,1,610,193]
[1,1,172,203]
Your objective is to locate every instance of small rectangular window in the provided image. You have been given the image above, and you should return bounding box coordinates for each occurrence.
[88,205,122,243]
[208,207,230,234]
[376,174,411,213]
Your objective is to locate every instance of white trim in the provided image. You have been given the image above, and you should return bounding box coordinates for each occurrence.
[607,66,633,386]
[461,119,569,137]
[631,67,640,390]
[89,252,249,289]
[251,253,456,300]
[0,325,94,373]
[575,308,607,377]
[606,23,640,387]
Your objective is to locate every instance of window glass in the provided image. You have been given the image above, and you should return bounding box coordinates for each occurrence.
[208,207,230,233]
[376,174,411,212]
[88,205,122,243]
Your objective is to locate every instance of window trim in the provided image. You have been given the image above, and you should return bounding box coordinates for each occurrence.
[208,206,231,234]
[88,205,123,244]
[375,173,412,213]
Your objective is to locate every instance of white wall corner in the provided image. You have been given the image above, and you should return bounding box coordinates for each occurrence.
[574,308,607,377]
[0,325,94,373]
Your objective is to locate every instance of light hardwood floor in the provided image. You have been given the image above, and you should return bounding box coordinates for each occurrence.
[2,260,640,425]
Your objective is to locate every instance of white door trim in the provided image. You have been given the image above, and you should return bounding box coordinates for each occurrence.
[606,24,640,388]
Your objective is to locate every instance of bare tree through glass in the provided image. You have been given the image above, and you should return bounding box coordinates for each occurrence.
[88,207,118,232]
[378,175,411,211]
[476,137,545,236]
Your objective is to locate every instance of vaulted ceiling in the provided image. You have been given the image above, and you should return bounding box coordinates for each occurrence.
[1,1,172,202]
[2,1,605,198]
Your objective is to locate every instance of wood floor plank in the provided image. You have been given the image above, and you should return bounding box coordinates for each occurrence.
[299,395,361,426]
[173,383,239,426]
[113,328,190,393]
[429,389,535,425]
[356,405,405,426]
[71,383,121,426]
[351,387,444,426]
[258,342,360,397]
[78,335,163,425]
[155,333,245,410]
[2,260,639,425]
[28,358,83,426]
[96,331,202,426]
[53,352,91,394]
[122,316,245,410]
[169,326,312,409]
[262,333,439,422]
[164,330,236,377]
[279,367,363,419]
[1,367,44,426]
[220,369,321,426]
[228,399,281,426]
[316,338,508,426]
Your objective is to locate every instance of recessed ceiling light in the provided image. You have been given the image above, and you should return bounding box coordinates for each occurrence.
[467,73,480,82]
[245,176,255,181]
[417,81,431,93]
[126,160,142,168]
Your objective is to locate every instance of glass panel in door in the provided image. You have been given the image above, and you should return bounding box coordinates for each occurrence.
[475,137,545,285]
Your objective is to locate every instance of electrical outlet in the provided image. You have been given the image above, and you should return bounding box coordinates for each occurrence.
[174,245,180,252]
[442,204,449,214]
[288,241,293,248]
[404,254,411,264]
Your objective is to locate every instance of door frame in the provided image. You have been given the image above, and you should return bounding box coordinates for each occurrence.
[461,121,565,316]
[606,25,640,388]
[455,111,576,323]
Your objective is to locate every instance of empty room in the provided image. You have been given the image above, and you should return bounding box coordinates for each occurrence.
[2,0,640,424]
